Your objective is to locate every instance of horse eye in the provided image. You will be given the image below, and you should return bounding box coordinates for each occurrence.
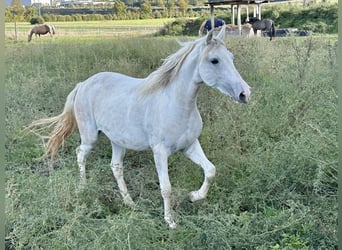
[211,58,219,64]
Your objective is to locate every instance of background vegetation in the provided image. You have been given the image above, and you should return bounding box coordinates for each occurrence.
[5,32,337,249]
[159,2,338,36]
[5,1,338,34]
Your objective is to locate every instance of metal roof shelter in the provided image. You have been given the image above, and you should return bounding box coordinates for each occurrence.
[205,0,270,36]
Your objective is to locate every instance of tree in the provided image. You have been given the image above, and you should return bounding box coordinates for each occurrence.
[140,2,152,19]
[9,0,25,21]
[113,0,127,19]
[178,0,188,16]
[156,0,165,8]
[11,0,22,6]
[166,0,175,18]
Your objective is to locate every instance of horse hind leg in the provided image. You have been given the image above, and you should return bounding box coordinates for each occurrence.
[111,143,134,207]
[76,128,98,187]
[76,144,93,187]
[49,31,54,40]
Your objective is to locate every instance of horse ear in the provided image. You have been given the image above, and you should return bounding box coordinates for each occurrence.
[216,24,226,40]
[206,30,214,44]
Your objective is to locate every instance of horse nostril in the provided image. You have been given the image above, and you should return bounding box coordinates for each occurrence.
[239,92,248,103]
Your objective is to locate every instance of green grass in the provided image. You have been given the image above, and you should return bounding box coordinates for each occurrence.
[5,35,337,249]
[5,18,174,31]
[5,19,174,41]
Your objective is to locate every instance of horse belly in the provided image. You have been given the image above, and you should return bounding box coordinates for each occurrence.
[75,72,149,150]
[99,102,150,150]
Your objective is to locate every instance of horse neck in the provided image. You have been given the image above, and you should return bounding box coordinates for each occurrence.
[164,46,202,108]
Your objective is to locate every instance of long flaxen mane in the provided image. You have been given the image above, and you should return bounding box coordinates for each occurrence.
[139,37,204,95]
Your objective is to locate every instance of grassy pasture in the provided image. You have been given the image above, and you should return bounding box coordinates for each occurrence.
[5,19,173,41]
[5,34,337,249]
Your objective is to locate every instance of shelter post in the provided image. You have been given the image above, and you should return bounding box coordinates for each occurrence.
[237,4,242,34]
[231,5,235,25]
[210,4,215,31]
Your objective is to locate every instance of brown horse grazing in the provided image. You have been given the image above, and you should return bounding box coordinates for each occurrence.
[28,24,56,42]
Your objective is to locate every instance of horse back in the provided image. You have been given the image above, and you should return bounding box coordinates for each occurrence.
[74,72,143,119]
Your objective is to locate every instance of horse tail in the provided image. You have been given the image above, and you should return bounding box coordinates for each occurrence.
[27,84,80,161]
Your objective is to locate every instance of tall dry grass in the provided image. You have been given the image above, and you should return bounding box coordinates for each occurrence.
[5,35,337,249]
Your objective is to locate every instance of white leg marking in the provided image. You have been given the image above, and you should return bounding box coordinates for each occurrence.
[153,145,176,229]
[76,144,93,186]
[183,139,216,202]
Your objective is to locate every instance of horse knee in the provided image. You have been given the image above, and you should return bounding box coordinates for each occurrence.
[160,187,172,199]
[111,163,123,178]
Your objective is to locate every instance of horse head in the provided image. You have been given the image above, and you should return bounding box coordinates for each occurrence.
[198,26,251,103]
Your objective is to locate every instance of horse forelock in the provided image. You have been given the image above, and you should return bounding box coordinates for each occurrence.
[139,38,203,95]
[199,38,224,62]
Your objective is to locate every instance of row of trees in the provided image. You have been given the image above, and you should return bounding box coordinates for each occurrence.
[6,0,194,22]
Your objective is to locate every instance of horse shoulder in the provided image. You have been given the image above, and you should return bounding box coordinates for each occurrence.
[150,107,203,153]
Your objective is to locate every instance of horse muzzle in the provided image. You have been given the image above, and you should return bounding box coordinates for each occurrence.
[238,91,250,103]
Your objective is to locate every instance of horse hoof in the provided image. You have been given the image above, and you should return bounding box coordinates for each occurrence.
[189,191,205,202]
[123,196,135,207]
[165,216,177,229]
[169,221,177,229]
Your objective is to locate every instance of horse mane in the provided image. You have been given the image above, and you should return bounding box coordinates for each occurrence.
[139,38,204,95]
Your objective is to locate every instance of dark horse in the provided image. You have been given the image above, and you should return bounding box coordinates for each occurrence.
[28,24,56,42]
[244,17,275,41]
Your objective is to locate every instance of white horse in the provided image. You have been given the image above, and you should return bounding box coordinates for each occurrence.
[28,26,251,228]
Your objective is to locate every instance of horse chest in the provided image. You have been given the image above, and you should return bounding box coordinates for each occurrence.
[149,108,203,152]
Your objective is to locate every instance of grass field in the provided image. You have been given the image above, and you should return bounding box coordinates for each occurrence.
[5,19,174,41]
[5,34,337,249]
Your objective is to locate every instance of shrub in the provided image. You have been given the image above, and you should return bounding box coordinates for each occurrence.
[159,18,186,35]
[29,16,44,24]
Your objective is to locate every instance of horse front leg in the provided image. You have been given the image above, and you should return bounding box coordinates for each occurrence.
[152,145,176,229]
[253,29,257,36]
[183,139,216,202]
